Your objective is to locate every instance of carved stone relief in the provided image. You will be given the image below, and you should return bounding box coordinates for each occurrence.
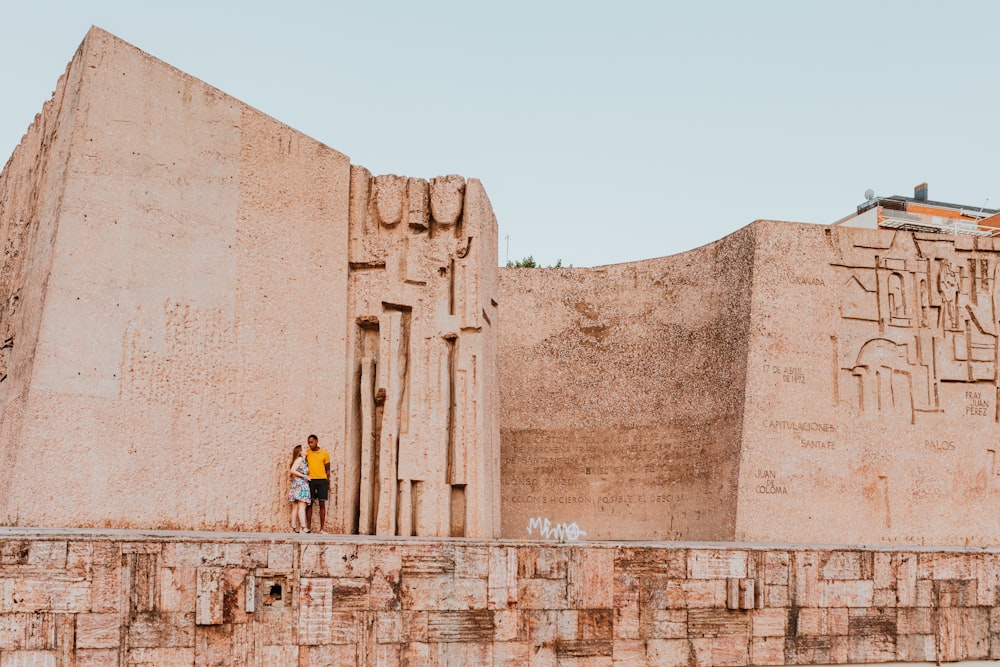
[833,233,1000,422]
[343,167,498,538]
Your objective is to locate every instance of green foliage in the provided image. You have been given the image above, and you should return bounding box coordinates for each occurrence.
[505,256,570,268]
[506,255,538,268]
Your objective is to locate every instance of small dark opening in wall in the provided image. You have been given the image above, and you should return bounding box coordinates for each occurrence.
[261,577,290,608]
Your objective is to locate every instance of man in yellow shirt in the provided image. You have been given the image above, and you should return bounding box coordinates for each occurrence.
[304,434,331,532]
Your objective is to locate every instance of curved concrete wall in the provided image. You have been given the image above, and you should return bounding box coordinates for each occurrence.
[499,226,756,540]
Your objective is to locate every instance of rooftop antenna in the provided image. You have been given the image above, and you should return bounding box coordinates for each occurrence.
[864,188,875,202]
[505,234,510,264]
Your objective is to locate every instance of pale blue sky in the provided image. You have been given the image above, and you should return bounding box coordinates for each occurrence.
[2,1,999,267]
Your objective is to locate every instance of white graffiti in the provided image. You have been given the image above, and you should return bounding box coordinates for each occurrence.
[527,516,587,542]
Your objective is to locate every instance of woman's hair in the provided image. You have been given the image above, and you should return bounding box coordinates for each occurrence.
[291,444,303,467]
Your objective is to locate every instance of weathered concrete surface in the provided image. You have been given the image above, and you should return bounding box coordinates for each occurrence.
[737,222,1000,546]
[0,27,351,532]
[499,227,755,541]
[2,528,999,665]
[0,28,499,537]
[0,28,90,537]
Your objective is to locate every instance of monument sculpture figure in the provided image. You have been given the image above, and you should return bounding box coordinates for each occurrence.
[343,168,499,537]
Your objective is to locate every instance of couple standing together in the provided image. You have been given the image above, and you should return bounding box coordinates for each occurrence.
[288,434,330,533]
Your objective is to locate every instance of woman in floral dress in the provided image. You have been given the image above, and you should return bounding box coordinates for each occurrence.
[288,445,311,532]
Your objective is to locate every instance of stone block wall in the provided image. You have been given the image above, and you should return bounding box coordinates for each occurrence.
[1,530,998,665]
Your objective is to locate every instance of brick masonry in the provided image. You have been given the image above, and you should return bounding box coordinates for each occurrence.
[1,531,999,665]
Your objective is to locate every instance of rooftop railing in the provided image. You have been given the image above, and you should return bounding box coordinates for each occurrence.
[878,208,1000,237]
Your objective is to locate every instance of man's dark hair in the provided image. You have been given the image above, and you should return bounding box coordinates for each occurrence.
[308,434,318,441]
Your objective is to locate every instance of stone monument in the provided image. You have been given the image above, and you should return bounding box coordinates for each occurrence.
[4,26,1000,550]
[0,27,499,538]
[5,29,1000,667]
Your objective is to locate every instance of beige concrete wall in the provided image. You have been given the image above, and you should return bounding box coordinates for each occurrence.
[737,222,1000,546]
[0,28,352,530]
[498,227,755,541]
[1,529,997,665]
[0,44,89,522]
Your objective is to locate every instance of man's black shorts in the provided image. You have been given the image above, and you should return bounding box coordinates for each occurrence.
[308,479,329,502]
